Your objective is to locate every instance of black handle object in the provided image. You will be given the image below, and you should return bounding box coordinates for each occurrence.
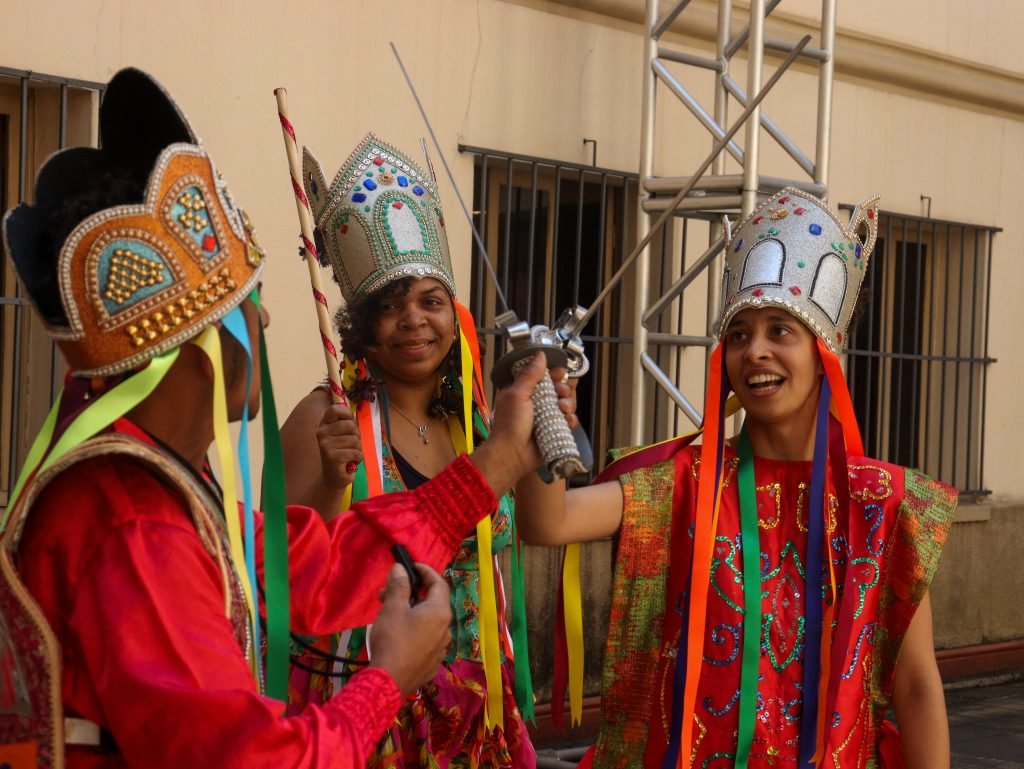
[390,544,423,606]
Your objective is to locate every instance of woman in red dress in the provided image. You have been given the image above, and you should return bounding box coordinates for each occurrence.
[516,188,955,769]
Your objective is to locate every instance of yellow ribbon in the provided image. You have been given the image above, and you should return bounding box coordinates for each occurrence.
[445,331,504,731]
[4,350,181,533]
[193,327,259,677]
[563,541,584,726]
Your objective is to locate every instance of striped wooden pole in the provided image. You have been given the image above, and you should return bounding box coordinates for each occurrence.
[273,88,357,473]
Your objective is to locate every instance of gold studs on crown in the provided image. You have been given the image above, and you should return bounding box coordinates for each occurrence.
[125,267,238,347]
[177,191,209,232]
[104,248,166,305]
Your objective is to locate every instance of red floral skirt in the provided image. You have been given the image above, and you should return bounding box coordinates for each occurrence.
[369,660,535,769]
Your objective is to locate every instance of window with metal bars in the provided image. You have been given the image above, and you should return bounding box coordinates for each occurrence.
[461,145,640,476]
[842,208,996,498]
[461,149,996,497]
[0,69,104,508]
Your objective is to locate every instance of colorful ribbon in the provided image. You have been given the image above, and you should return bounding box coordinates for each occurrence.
[221,305,261,685]
[193,327,259,680]
[254,290,291,704]
[4,350,180,533]
[676,344,728,768]
[797,376,831,768]
[734,428,763,769]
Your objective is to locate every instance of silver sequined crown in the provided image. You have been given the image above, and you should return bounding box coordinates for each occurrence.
[717,187,880,352]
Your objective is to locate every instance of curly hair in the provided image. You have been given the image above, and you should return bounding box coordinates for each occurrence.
[334,277,417,361]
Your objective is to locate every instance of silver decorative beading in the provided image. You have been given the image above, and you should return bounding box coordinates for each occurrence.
[717,187,880,352]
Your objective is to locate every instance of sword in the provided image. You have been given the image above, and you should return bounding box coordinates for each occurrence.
[559,34,813,339]
[390,41,590,479]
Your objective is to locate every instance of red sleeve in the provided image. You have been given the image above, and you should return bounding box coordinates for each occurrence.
[273,453,497,634]
[20,460,402,769]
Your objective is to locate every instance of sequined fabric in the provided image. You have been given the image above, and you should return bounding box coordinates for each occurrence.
[718,188,880,353]
[590,446,957,769]
[591,449,677,769]
[0,552,58,767]
[368,660,534,769]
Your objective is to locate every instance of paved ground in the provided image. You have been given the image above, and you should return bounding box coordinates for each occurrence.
[948,677,1024,768]
[537,675,1024,768]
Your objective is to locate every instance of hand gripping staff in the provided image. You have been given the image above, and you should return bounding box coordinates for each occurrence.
[273,89,360,499]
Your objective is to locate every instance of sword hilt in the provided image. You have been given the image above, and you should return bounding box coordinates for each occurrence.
[492,310,591,481]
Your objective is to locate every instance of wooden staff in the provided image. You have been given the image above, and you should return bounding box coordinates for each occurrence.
[273,88,357,473]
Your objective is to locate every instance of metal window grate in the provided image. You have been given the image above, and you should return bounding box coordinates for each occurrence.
[842,207,998,498]
[0,68,105,506]
[460,145,640,475]
[459,148,997,496]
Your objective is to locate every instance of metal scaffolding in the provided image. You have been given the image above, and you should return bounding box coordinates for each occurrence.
[630,0,837,443]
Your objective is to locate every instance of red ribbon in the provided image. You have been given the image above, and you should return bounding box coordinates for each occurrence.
[320,332,337,359]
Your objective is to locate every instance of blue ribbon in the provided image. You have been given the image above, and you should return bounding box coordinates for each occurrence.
[798,376,833,767]
[221,303,261,685]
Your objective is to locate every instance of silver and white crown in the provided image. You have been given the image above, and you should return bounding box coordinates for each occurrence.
[717,187,880,352]
[303,133,455,303]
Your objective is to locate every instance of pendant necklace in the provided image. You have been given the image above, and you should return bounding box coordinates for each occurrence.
[390,403,433,444]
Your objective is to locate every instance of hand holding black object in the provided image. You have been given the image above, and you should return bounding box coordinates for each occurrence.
[391,544,423,605]
[369,563,452,695]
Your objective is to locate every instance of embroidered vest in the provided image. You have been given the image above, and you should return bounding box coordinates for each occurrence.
[0,435,250,769]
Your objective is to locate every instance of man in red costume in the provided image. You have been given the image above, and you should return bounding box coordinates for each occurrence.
[517,189,956,768]
[0,68,552,768]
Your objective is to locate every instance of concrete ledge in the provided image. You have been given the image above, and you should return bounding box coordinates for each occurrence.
[932,499,1024,649]
[954,504,992,524]
[530,696,602,749]
[937,640,1024,682]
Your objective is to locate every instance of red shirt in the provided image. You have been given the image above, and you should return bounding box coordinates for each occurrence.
[17,420,497,768]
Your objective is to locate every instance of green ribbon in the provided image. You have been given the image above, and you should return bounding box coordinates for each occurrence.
[254,291,291,704]
[735,428,763,769]
[351,463,369,503]
[509,501,535,723]
[2,392,62,533]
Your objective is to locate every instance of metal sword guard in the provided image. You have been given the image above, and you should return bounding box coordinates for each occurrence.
[491,309,592,481]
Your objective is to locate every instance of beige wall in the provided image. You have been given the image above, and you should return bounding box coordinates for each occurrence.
[3,0,1023,708]
[3,0,1022,496]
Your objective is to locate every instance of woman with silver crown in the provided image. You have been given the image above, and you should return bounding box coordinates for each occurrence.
[513,189,957,769]
[279,135,560,767]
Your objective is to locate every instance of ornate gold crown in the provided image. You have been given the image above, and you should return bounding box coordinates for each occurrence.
[303,133,455,302]
[3,69,265,377]
[717,187,880,352]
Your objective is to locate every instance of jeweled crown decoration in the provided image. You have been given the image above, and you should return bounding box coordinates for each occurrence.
[53,146,264,375]
[303,133,455,302]
[2,69,265,377]
[717,187,880,352]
